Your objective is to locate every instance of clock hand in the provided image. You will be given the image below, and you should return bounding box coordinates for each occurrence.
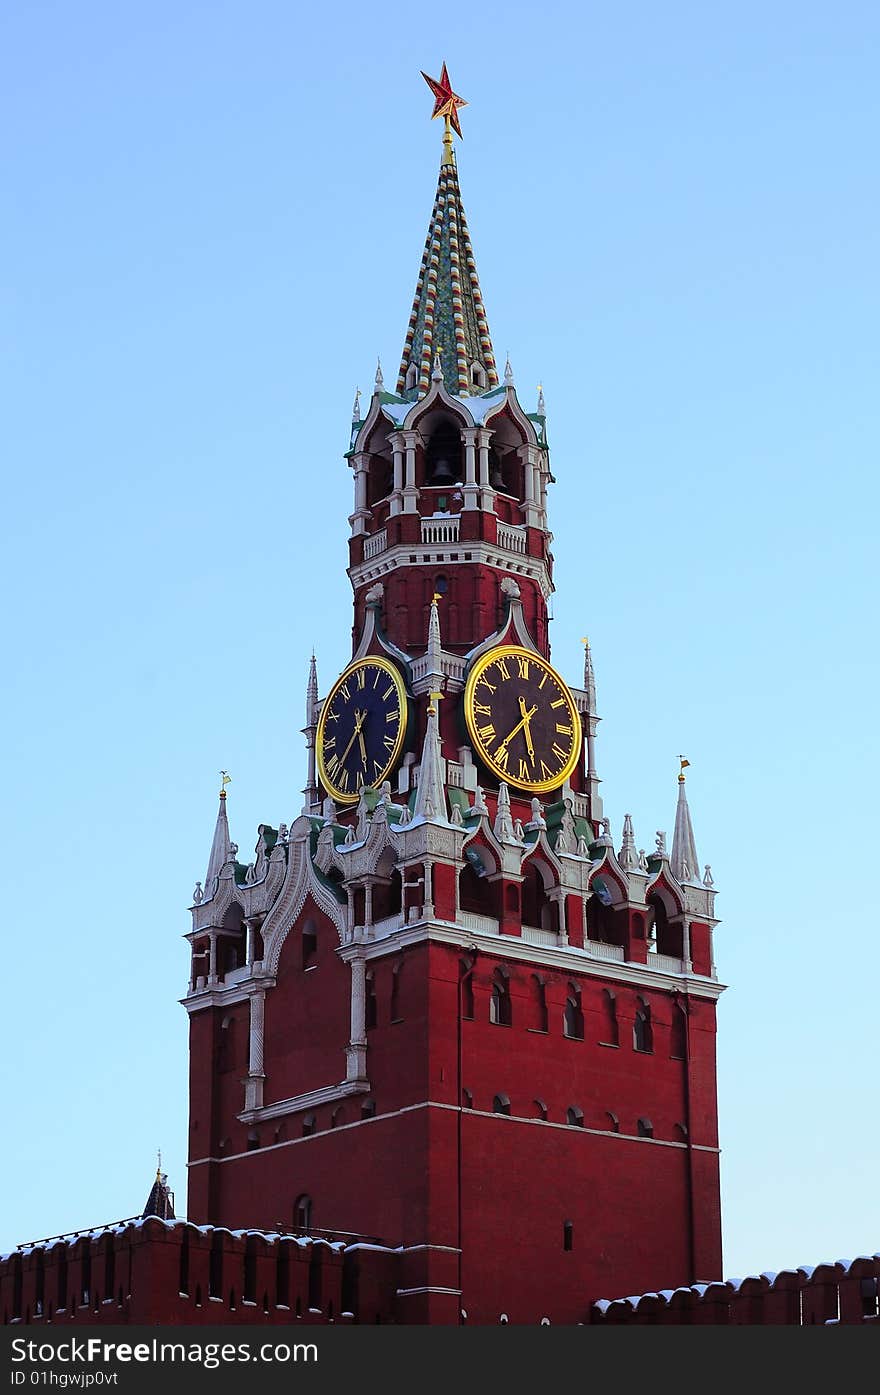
[358,725,368,767]
[518,696,536,763]
[498,703,538,751]
[337,709,367,768]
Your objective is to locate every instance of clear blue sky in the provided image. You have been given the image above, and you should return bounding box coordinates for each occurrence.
[3,1,878,1283]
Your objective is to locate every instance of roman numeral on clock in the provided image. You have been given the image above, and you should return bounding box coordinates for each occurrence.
[356,668,366,688]
[494,744,510,772]
[551,742,567,762]
[383,736,395,753]
[478,722,496,742]
[517,656,529,679]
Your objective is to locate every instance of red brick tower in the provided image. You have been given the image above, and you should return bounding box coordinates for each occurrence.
[183,69,724,1325]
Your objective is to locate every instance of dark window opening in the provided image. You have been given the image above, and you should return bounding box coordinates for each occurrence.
[566,1106,584,1128]
[294,1194,312,1231]
[633,998,654,1053]
[563,1221,574,1252]
[493,1094,511,1116]
[638,1117,654,1138]
[489,970,512,1027]
[563,984,584,1040]
[599,989,619,1046]
[302,922,318,970]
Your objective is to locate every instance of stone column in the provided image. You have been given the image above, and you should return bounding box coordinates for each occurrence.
[389,433,405,516]
[402,430,420,514]
[346,954,368,1082]
[208,931,218,985]
[462,428,479,511]
[477,428,495,513]
[245,990,266,1111]
[681,918,692,973]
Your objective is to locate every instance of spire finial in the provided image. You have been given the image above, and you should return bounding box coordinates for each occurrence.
[156,1148,162,1179]
[679,755,690,783]
[352,387,362,422]
[503,354,514,386]
[671,761,700,884]
[432,347,443,380]
[422,63,467,166]
[219,770,231,799]
[374,358,384,393]
[537,383,546,416]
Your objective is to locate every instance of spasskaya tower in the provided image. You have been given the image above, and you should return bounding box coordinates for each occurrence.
[183,67,724,1325]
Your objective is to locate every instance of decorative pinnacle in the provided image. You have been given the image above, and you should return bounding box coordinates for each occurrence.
[374,358,384,393]
[537,383,546,416]
[352,387,362,421]
[432,348,443,380]
[219,770,231,799]
[679,755,690,783]
[503,354,514,386]
[422,63,467,166]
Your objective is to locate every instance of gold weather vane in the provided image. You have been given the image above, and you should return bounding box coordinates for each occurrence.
[219,770,231,797]
[679,756,690,782]
[421,63,467,163]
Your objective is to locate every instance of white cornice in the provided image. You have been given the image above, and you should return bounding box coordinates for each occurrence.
[349,539,553,600]
[238,1076,371,1126]
[353,917,726,999]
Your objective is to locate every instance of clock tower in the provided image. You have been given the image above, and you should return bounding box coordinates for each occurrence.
[183,69,724,1325]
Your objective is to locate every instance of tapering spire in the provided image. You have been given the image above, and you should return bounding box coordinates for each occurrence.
[671,760,700,884]
[503,355,514,386]
[413,693,447,822]
[374,358,384,394]
[204,778,232,899]
[306,652,319,726]
[397,68,498,400]
[536,383,546,417]
[619,813,640,871]
[302,654,320,812]
[493,782,516,842]
[352,387,361,422]
[142,1161,175,1221]
[582,637,597,713]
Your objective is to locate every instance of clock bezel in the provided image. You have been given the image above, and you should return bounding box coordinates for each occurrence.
[316,655,409,804]
[463,643,582,794]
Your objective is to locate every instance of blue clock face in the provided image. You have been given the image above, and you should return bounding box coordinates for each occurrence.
[316,657,408,803]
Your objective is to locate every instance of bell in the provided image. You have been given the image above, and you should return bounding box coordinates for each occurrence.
[430,456,456,485]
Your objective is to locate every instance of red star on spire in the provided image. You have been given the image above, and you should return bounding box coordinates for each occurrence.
[421,63,467,139]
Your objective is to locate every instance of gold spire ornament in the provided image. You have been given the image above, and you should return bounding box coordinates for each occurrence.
[679,756,690,782]
[219,770,231,797]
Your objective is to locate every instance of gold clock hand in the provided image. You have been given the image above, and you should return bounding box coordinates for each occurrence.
[518,696,536,762]
[337,709,366,768]
[358,727,368,766]
[498,703,538,751]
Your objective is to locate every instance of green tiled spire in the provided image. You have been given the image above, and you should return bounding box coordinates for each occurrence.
[396,139,498,400]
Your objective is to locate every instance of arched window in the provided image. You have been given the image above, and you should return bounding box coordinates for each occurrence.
[425,420,463,485]
[405,362,418,392]
[563,983,584,1040]
[461,1087,473,1108]
[390,960,403,1021]
[302,922,318,970]
[489,969,512,1026]
[470,362,487,390]
[563,1221,574,1252]
[493,1093,511,1116]
[361,1098,376,1119]
[330,1106,344,1129]
[633,997,654,1053]
[599,989,619,1047]
[302,1113,316,1138]
[532,976,548,1032]
[365,971,377,1030]
[637,1117,654,1139]
[533,1098,548,1121]
[246,1129,260,1151]
[649,894,684,958]
[670,1002,687,1060]
[606,1111,620,1133]
[566,1105,584,1128]
[294,1194,312,1231]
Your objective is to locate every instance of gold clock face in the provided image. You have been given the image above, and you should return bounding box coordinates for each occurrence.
[316,656,408,804]
[464,645,581,793]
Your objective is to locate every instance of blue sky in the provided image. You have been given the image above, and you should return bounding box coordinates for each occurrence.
[3,2,878,1281]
